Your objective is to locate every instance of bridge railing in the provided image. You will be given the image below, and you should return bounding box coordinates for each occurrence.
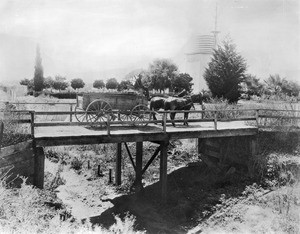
[1,108,300,137]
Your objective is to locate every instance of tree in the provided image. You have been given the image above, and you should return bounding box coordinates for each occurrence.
[133,71,152,98]
[118,80,133,91]
[264,74,284,95]
[71,78,85,91]
[33,45,44,92]
[148,59,179,92]
[204,40,247,103]
[52,75,69,91]
[20,78,31,86]
[106,78,119,90]
[242,74,264,97]
[93,80,105,89]
[171,73,193,93]
[43,76,54,90]
[264,74,300,97]
[285,81,300,97]
[20,78,34,91]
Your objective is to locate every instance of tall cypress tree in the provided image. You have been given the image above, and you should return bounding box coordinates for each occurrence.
[204,40,247,103]
[33,45,44,92]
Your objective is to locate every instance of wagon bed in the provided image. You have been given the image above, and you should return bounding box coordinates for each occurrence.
[75,92,150,126]
[82,92,147,110]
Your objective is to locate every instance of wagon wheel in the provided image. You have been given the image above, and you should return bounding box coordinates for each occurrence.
[118,111,132,124]
[86,100,112,123]
[74,106,86,122]
[131,104,151,126]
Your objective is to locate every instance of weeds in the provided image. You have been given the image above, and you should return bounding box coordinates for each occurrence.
[70,157,83,171]
[0,176,144,233]
[203,97,249,120]
[0,104,31,147]
[44,165,66,191]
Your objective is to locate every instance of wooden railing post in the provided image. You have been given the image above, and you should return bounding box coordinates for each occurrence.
[201,104,205,119]
[214,111,217,130]
[69,105,73,122]
[0,121,3,149]
[163,112,167,133]
[255,109,259,127]
[107,113,110,135]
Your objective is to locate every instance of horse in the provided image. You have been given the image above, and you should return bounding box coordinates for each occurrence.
[164,96,195,127]
[149,96,167,122]
[149,90,187,122]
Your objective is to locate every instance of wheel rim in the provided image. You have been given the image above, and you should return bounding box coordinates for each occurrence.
[86,100,112,123]
[131,105,151,126]
[74,106,86,122]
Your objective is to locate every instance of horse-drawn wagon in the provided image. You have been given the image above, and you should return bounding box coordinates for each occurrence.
[74,92,150,126]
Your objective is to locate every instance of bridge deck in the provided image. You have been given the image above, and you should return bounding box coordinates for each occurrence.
[34,121,258,147]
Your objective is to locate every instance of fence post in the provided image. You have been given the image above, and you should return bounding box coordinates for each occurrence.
[0,121,3,149]
[201,104,205,119]
[163,112,167,133]
[255,109,259,127]
[214,111,217,130]
[107,113,110,135]
[69,105,73,122]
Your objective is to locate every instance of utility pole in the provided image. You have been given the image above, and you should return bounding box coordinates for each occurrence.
[211,3,220,49]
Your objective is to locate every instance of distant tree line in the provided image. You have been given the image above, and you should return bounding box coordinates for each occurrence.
[20,75,85,92]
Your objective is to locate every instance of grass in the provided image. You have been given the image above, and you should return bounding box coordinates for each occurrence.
[0,104,31,147]
[0,176,145,234]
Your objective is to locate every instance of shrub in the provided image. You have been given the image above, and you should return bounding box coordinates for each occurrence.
[70,157,83,171]
[46,91,77,99]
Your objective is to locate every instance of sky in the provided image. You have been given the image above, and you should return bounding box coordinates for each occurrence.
[0,0,299,85]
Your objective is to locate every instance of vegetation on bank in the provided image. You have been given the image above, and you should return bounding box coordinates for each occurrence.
[0,177,145,234]
[0,95,300,233]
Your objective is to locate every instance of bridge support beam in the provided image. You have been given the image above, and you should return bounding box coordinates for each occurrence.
[160,141,168,201]
[115,142,122,186]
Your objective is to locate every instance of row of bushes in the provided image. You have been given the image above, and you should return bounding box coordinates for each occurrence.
[27,90,78,99]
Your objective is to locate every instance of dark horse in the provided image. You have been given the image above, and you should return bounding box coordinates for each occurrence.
[164,96,195,127]
[149,90,188,122]
[149,96,167,122]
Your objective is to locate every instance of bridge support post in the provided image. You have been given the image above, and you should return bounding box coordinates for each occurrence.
[115,143,122,186]
[33,145,45,189]
[248,135,257,178]
[135,141,143,191]
[160,141,168,201]
[197,138,204,154]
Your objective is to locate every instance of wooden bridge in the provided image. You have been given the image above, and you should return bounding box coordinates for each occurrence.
[2,104,300,200]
